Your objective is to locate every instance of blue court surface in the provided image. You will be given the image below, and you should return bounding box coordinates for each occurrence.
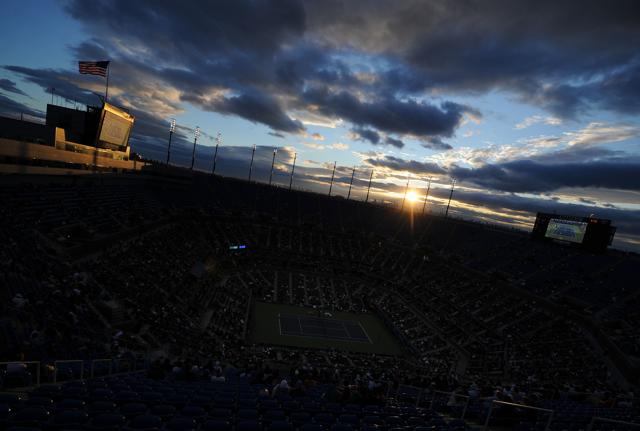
[278,313,371,343]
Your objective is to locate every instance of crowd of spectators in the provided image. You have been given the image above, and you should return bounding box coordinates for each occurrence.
[1,175,637,416]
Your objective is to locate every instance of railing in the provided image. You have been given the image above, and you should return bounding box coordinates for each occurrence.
[587,417,640,431]
[483,400,554,431]
[1,357,147,388]
[428,390,471,419]
[53,359,84,383]
[0,361,41,386]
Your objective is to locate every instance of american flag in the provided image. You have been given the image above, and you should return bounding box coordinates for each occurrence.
[78,61,109,77]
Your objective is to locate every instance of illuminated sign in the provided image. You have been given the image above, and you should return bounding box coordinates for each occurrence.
[545,219,587,243]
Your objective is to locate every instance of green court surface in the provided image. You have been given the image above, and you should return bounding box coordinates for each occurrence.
[248,301,404,355]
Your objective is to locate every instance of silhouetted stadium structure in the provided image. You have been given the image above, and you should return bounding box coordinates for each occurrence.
[0,103,638,430]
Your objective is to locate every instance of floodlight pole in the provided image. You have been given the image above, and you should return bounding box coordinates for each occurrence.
[248,144,256,182]
[400,174,410,211]
[190,126,200,170]
[269,148,277,186]
[365,170,374,203]
[289,152,297,191]
[166,118,176,165]
[445,178,456,218]
[328,161,337,196]
[212,132,221,175]
[346,166,356,200]
[422,177,431,214]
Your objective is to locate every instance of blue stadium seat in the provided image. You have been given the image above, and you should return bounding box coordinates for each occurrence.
[25,396,54,408]
[385,415,404,427]
[237,420,262,431]
[315,413,335,426]
[338,414,359,426]
[180,405,206,421]
[238,409,260,420]
[270,420,294,431]
[48,409,89,429]
[202,419,231,431]
[331,425,353,431]
[291,411,311,426]
[88,401,117,414]
[120,403,147,418]
[149,403,176,419]
[301,424,324,431]
[209,408,232,419]
[363,415,383,425]
[88,412,127,430]
[54,398,86,411]
[124,413,163,430]
[165,417,197,431]
[8,406,51,428]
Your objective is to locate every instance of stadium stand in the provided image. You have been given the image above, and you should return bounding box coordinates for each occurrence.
[1,172,639,430]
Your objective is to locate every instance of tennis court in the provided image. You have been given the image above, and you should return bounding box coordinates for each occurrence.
[279,313,371,343]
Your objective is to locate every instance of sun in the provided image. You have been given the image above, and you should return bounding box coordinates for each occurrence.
[406,190,419,203]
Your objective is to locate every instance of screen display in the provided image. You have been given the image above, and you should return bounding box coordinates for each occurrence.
[99,110,132,146]
[98,103,134,147]
[545,219,587,243]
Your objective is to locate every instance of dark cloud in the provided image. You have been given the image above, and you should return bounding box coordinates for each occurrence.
[0,79,27,96]
[451,158,640,193]
[306,0,640,118]
[351,128,380,145]
[364,155,446,176]
[304,87,474,141]
[0,93,42,118]
[384,136,405,148]
[211,91,304,133]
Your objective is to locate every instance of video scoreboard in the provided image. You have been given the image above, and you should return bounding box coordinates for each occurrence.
[531,213,616,252]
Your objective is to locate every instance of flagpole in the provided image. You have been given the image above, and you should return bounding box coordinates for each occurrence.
[105,63,110,103]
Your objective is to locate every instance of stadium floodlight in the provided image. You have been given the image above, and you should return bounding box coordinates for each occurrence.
[347,166,356,200]
[289,152,297,191]
[445,178,456,218]
[400,174,411,211]
[328,161,337,196]
[212,132,221,175]
[365,170,374,203]
[166,118,176,165]
[190,126,200,170]
[422,177,431,215]
[269,148,277,186]
[248,144,256,182]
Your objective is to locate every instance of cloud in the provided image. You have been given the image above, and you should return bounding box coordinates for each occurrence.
[0,79,28,96]
[211,90,304,133]
[364,155,446,176]
[328,142,348,150]
[304,87,475,142]
[515,115,562,129]
[565,122,640,147]
[310,132,324,141]
[0,93,42,118]
[451,157,640,193]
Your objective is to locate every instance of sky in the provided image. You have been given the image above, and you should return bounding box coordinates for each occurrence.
[1,0,639,250]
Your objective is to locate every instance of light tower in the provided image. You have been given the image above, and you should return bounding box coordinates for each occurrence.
[166,118,176,165]
[190,126,200,170]
[365,170,374,203]
[212,132,221,175]
[422,177,431,214]
[445,178,456,218]
[328,161,337,196]
[269,148,277,186]
[347,166,356,200]
[289,152,297,191]
[400,174,410,211]
[248,144,256,182]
